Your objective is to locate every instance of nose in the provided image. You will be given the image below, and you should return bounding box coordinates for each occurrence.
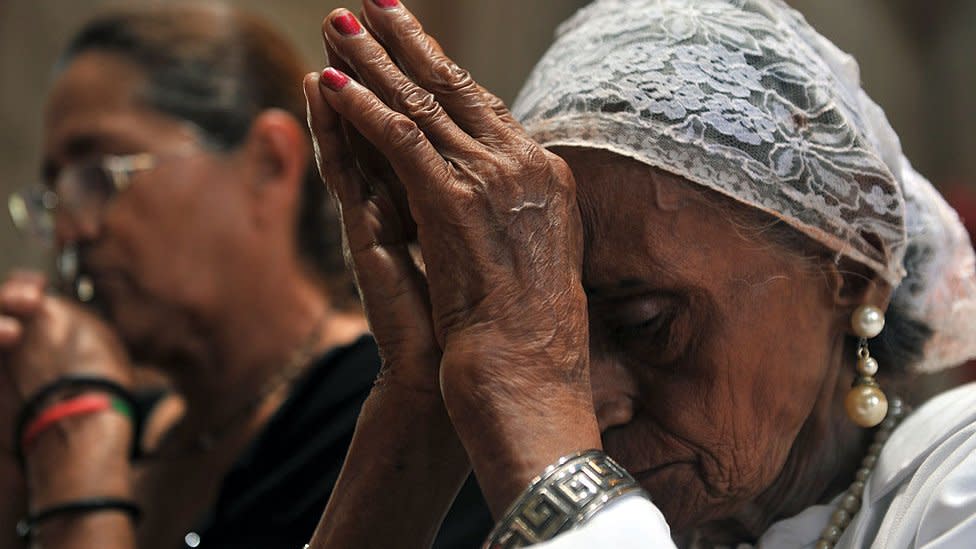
[53,205,100,245]
[589,348,639,433]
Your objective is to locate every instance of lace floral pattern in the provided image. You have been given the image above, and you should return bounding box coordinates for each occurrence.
[513,0,904,282]
[512,0,976,372]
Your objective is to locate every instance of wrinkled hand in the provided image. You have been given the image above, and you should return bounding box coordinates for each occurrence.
[0,272,133,452]
[306,35,472,546]
[305,59,440,396]
[310,1,601,514]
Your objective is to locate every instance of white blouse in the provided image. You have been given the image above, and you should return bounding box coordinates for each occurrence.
[536,382,976,548]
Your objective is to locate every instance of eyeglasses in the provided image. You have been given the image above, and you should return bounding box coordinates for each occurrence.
[8,153,158,246]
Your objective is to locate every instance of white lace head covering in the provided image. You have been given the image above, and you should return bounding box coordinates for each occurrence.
[512,0,976,372]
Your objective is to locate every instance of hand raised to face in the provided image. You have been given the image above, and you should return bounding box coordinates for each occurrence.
[306,0,602,515]
[0,272,133,452]
[315,2,587,373]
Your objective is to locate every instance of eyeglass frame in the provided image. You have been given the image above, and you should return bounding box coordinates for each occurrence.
[8,152,177,245]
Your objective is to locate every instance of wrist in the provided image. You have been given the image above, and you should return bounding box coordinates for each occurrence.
[440,351,601,517]
[359,376,469,470]
[26,412,133,508]
[484,450,647,548]
[313,373,470,549]
[374,352,444,399]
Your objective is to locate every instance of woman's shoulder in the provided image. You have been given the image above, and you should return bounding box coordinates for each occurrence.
[874,381,976,488]
[854,382,976,548]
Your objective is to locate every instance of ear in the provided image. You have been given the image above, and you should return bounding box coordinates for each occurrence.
[241,109,310,225]
[822,256,894,331]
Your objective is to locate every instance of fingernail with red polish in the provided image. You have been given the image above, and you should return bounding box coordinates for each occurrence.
[332,12,363,35]
[372,0,399,8]
[320,67,350,91]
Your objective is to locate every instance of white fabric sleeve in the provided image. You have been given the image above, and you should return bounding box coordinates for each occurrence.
[528,494,677,548]
[873,414,976,549]
[912,431,976,548]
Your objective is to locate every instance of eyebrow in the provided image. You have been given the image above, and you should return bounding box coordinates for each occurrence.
[584,278,649,299]
[40,133,120,183]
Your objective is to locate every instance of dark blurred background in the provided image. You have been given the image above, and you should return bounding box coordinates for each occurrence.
[2,0,975,271]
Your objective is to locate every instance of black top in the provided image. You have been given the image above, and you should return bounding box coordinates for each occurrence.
[179,335,493,549]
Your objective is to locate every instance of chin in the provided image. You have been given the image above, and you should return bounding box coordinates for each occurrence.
[96,297,160,359]
[638,465,753,540]
[637,463,711,534]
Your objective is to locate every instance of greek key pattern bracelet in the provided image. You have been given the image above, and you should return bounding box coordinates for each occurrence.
[483,449,647,548]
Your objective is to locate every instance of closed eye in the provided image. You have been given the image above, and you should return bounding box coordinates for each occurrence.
[611,309,673,341]
[592,292,690,365]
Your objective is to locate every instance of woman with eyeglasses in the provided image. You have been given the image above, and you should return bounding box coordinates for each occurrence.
[0,5,490,549]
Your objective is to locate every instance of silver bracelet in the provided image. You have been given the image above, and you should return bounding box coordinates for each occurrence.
[482,449,648,548]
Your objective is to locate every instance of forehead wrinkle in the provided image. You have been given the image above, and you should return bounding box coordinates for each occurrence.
[574,152,706,292]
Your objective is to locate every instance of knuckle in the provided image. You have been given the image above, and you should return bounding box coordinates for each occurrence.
[512,141,552,174]
[428,58,477,95]
[38,295,59,315]
[450,183,480,207]
[395,83,444,124]
[488,96,509,117]
[554,162,575,188]
[382,114,425,152]
[394,20,427,48]
[432,176,479,215]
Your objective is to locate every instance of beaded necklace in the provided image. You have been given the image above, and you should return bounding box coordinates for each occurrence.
[815,396,906,549]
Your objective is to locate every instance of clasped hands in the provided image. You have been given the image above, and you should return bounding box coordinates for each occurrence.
[304,0,602,518]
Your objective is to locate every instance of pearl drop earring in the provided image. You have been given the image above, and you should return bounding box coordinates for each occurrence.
[845,305,888,427]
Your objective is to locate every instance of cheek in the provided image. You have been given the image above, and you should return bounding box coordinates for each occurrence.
[100,184,233,307]
[688,282,833,500]
[601,287,834,523]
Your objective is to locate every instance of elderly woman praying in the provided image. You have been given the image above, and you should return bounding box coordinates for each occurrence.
[304,0,976,548]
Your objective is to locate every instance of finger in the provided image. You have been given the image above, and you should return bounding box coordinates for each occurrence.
[0,316,23,347]
[345,124,419,242]
[475,83,524,132]
[360,0,516,138]
[305,72,368,207]
[324,38,390,186]
[306,71,413,252]
[0,278,45,317]
[416,32,524,132]
[316,66,452,201]
[306,73,436,362]
[5,271,47,288]
[324,38,416,239]
[324,28,356,80]
[322,9,481,150]
[417,33,523,132]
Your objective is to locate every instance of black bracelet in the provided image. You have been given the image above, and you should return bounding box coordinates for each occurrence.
[14,375,144,467]
[16,497,142,540]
